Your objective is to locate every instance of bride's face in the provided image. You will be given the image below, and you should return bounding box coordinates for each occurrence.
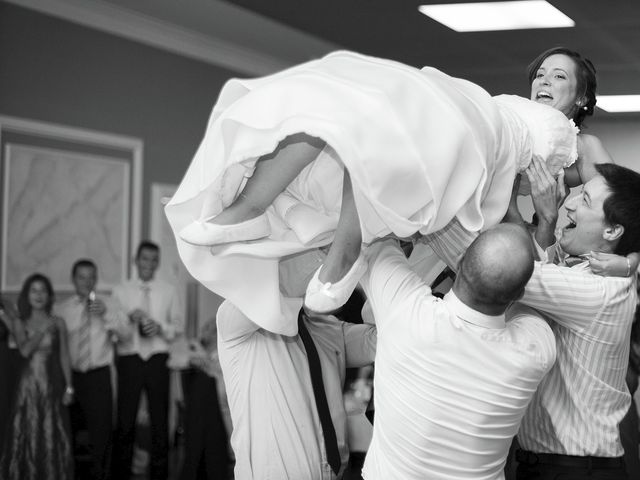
[530,54,581,119]
[28,281,49,311]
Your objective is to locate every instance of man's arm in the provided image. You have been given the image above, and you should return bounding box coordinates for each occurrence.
[103,294,132,341]
[423,155,564,273]
[422,219,478,274]
[343,322,376,368]
[573,134,614,186]
[360,238,431,329]
[158,286,184,342]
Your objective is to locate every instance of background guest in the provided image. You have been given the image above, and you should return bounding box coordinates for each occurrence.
[0,321,25,455]
[0,274,74,480]
[179,316,231,480]
[0,297,15,454]
[217,248,376,479]
[55,259,128,480]
[112,241,184,480]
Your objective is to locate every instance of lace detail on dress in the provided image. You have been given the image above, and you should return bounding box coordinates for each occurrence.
[494,95,579,175]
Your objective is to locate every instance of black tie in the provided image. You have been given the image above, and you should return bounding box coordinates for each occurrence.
[564,255,585,267]
[297,309,341,475]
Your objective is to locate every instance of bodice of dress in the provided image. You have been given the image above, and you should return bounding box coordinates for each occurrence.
[27,325,55,354]
[24,326,59,382]
[493,94,579,175]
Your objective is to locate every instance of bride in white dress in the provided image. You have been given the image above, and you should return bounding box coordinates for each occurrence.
[166,48,605,335]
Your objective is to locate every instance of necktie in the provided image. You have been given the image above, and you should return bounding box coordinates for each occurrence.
[564,255,586,267]
[141,284,151,313]
[139,284,152,340]
[297,309,341,475]
[77,300,92,371]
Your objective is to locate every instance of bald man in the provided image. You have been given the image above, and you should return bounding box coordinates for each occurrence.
[360,224,556,480]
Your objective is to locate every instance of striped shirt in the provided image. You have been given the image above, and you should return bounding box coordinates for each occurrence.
[424,218,638,457]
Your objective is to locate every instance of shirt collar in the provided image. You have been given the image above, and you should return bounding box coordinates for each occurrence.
[443,291,506,329]
[550,243,589,269]
[563,257,589,269]
[136,277,155,288]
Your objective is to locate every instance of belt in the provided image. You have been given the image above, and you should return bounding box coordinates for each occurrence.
[516,449,624,469]
[72,364,110,374]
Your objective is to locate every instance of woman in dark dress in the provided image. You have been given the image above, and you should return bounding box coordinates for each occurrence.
[0,274,74,480]
[0,302,12,453]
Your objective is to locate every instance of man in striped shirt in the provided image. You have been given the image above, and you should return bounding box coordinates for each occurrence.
[424,162,640,479]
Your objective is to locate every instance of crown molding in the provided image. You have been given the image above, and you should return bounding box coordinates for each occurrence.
[4,0,292,75]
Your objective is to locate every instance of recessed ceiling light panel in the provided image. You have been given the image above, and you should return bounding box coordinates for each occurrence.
[418,1,575,32]
[596,95,640,113]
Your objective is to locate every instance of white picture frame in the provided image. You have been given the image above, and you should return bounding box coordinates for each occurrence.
[0,115,143,292]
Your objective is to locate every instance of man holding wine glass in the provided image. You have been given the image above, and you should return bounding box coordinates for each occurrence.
[111,241,184,480]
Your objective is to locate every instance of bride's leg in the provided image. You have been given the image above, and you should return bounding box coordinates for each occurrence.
[213,133,326,225]
[317,171,362,283]
[179,133,325,245]
[305,171,367,313]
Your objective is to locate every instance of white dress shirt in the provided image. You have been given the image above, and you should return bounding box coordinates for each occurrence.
[54,294,128,372]
[111,277,184,360]
[360,240,556,480]
[423,218,638,457]
[217,299,376,480]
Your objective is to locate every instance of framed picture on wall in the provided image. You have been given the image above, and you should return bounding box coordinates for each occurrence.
[0,115,143,292]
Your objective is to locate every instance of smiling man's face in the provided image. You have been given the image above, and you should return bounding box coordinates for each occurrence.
[560,175,613,256]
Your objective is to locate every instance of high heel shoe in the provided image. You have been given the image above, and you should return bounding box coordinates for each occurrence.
[178,213,271,246]
[304,253,368,313]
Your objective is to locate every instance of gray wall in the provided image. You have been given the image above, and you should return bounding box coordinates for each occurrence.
[0,2,241,238]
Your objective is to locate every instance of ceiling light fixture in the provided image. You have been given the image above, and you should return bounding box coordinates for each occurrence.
[418,1,575,32]
[596,95,640,113]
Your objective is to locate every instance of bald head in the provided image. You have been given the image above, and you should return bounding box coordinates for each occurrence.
[454,224,535,315]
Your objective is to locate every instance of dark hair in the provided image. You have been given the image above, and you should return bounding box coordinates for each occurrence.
[527,46,597,128]
[596,163,640,256]
[136,240,160,259]
[17,273,55,319]
[71,259,97,278]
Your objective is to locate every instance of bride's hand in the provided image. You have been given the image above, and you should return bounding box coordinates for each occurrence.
[589,251,639,277]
